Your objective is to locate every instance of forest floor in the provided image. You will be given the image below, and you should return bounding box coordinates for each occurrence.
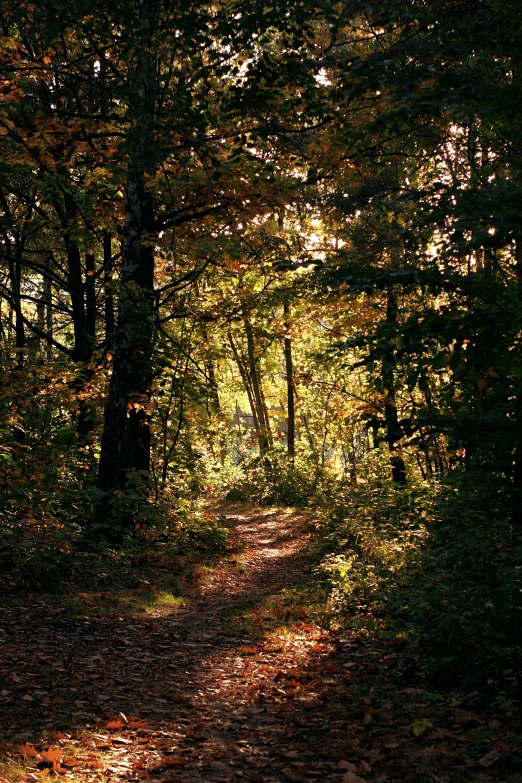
[0,505,520,783]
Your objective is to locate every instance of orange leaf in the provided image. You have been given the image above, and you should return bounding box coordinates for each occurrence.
[342,772,366,783]
[128,717,149,728]
[41,747,62,764]
[86,756,104,770]
[106,719,126,729]
[161,756,185,766]
[133,753,148,769]
[19,743,38,758]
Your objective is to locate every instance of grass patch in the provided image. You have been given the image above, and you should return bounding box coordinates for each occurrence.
[222,590,312,639]
[62,588,188,620]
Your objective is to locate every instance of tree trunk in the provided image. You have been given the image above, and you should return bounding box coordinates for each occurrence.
[36,279,45,357]
[77,252,97,445]
[63,194,89,364]
[44,273,53,360]
[228,331,262,444]
[8,242,24,367]
[512,240,522,522]
[243,312,271,453]
[103,232,115,347]
[382,287,407,484]
[97,0,157,504]
[97,186,156,494]
[283,301,295,459]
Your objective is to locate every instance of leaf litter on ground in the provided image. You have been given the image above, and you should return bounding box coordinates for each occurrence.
[0,505,520,782]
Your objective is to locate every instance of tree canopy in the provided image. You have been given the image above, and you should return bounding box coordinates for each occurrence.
[0,0,521,694]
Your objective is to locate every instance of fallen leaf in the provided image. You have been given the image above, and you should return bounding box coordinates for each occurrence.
[160,756,185,766]
[19,744,38,758]
[41,747,62,765]
[338,761,358,772]
[412,719,433,737]
[342,772,366,783]
[282,767,301,781]
[128,717,149,728]
[111,736,132,744]
[479,749,500,768]
[133,753,149,769]
[85,756,104,769]
[453,710,480,724]
[106,719,126,729]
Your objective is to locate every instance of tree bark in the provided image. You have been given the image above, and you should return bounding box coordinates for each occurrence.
[76,252,97,445]
[97,0,158,502]
[512,240,522,522]
[103,232,115,347]
[44,272,53,360]
[63,194,90,364]
[228,331,262,444]
[283,300,295,459]
[382,287,407,484]
[97,186,156,493]
[243,311,271,453]
[9,245,24,367]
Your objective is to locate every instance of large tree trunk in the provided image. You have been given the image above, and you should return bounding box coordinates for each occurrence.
[383,287,407,484]
[97,0,157,503]
[121,198,155,477]
[97,186,156,494]
[283,301,295,460]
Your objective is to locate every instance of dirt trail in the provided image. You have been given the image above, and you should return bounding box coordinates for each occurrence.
[0,507,357,782]
[1,507,519,783]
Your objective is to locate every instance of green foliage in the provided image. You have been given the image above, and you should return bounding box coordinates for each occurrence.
[316,476,522,683]
[223,448,336,507]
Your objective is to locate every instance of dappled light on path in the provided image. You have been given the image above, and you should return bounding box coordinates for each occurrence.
[0,507,353,782]
[1,506,520,783]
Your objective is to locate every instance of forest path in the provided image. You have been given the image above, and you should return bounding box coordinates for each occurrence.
[0,506,518,783]
[0,506,364,783]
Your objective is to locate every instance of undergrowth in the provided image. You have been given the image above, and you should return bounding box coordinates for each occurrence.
[314,477,522,689]
[0,494,229,595]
